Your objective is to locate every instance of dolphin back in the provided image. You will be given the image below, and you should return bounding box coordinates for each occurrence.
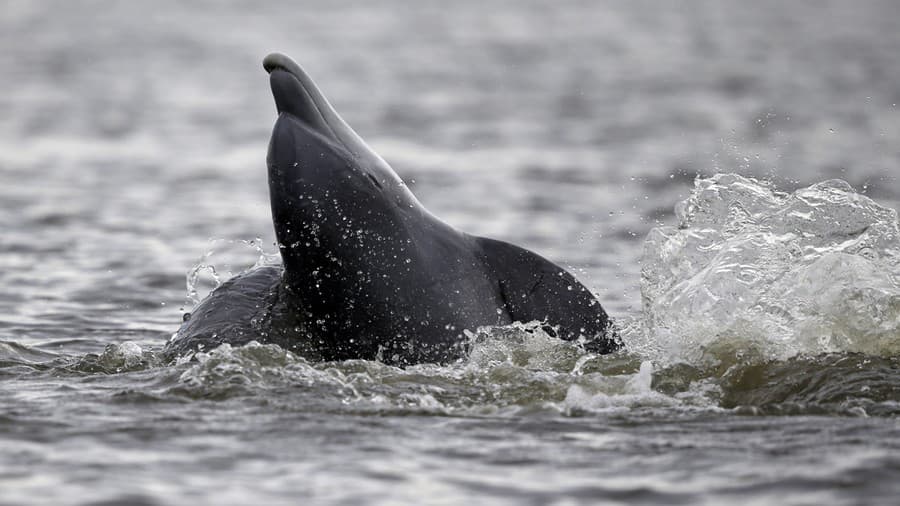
[164,266,290,360]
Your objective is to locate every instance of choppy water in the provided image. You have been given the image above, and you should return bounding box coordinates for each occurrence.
[2,1,899,505]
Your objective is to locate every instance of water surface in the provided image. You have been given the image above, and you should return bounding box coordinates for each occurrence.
[1,1,899,504]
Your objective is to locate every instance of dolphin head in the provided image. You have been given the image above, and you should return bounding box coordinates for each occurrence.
[263,53,422,283]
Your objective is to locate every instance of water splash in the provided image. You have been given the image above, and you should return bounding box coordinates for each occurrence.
[563,361,682,415]
[185,237,280,305]
[74,341,157,374]
[638,174,900,366]
[164,329,653,415]
[148,174,900,417]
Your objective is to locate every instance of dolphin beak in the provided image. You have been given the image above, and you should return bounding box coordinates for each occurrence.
[263,53,335,137]
[262,52,397,177]
[262,52,303,82]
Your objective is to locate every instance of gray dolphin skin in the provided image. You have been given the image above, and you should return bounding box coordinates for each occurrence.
[165,53,619,364]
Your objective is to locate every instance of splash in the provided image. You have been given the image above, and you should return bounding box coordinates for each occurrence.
[185,237,280,305]
[164,329,659,415]
[154,174,900,416]
[562,361,682,414]
[639,174,900,365]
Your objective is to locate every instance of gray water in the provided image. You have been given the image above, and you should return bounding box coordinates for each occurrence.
[2,1,900,505]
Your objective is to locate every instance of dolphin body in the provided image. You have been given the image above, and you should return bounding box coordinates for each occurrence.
[165,53,619,364]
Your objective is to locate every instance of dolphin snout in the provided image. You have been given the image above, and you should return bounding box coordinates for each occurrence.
[263,52,394,178]
[263,53,302,76]
[264,53,333,136]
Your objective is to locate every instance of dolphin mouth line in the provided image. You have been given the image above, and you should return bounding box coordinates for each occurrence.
[263,53,303,77]
[265,62,291,74]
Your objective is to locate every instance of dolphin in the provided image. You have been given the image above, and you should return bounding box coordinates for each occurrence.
[165,53,619,364]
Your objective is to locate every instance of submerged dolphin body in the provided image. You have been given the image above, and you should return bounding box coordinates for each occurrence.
[166,53,619,364]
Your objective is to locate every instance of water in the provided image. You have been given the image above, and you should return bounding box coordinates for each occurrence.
[1,1,899,504]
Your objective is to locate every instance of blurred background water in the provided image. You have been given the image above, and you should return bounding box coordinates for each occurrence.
[1,1,898,505]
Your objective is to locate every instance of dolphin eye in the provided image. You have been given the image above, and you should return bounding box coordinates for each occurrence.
[366,173,383,189]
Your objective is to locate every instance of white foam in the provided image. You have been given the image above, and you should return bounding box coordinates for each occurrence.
[639,174,900,365]
[562,361,678,413]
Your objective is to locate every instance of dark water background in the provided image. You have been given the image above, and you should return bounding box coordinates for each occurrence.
[1,1,899,504]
